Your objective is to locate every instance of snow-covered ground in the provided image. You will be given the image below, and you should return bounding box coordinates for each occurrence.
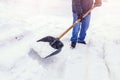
[0,0,120,80]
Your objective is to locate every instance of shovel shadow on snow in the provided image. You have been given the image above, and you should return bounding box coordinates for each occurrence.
[28,48,66,77]
[28,48,58,66]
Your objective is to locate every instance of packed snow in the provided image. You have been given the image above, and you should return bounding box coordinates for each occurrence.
[0,0,120,80]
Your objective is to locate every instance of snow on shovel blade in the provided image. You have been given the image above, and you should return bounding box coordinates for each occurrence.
[32,41,62,58]
[32,36,64,58]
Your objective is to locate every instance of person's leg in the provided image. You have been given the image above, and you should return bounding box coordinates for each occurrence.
[70,12,81,42]
[78,13,91,43]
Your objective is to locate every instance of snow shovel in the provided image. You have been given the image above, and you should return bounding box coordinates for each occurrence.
[37,7,95,58]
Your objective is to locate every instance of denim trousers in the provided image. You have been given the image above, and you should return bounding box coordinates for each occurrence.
[70,12,91,42]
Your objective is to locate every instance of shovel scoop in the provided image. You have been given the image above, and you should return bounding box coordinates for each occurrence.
[36,36,63,58]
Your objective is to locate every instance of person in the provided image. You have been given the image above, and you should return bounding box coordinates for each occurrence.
[70,0,102,48]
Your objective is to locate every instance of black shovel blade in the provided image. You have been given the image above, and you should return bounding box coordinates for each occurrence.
[36,36,64,58]
[44,48,62,58]
[37,36,64,49]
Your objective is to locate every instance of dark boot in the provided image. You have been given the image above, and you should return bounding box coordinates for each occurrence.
[71,42,76,48]
[78,41,86,44]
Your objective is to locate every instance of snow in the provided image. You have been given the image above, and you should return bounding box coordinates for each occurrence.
[0,0,120,80]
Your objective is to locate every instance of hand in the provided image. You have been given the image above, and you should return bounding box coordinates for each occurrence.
[94,0,102,7]
[77,13,83,20]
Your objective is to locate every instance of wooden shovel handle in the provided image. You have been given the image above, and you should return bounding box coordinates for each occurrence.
[58,6,95,40]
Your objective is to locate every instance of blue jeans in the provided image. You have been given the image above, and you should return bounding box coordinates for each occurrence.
[70,12,91,42]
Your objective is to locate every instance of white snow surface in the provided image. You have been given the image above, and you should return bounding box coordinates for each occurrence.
[0,0,120,80]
